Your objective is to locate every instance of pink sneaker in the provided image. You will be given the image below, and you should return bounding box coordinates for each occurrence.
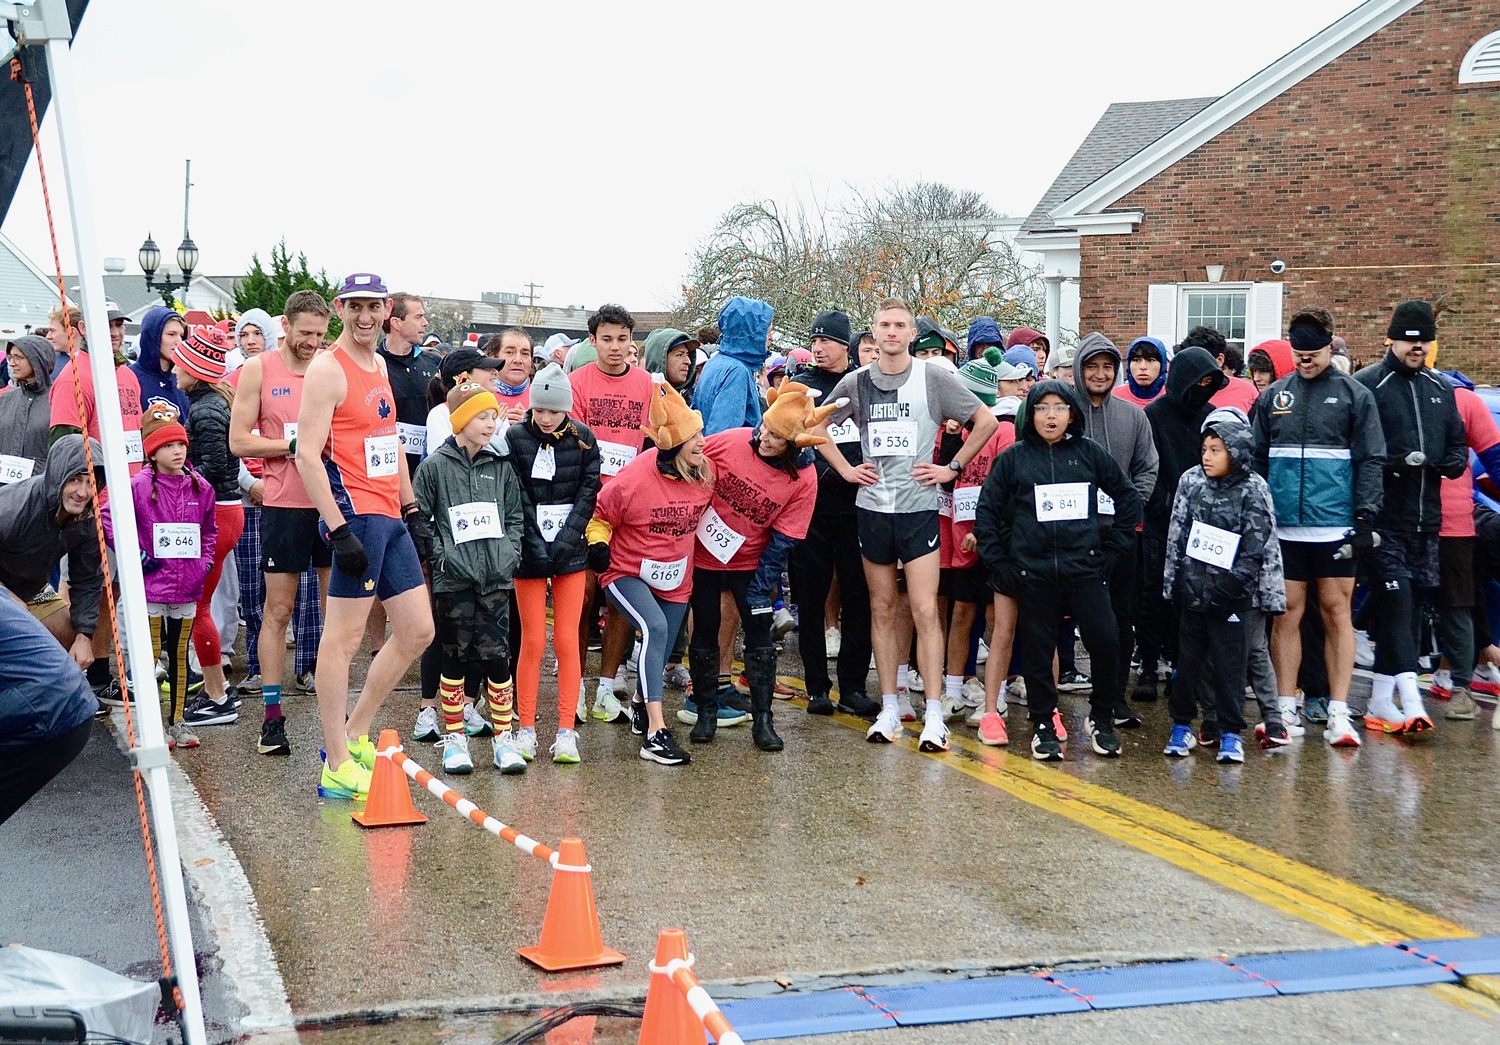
[1052,708,1068,743]
[978,711,1008,747]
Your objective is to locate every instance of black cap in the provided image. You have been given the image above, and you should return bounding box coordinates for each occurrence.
[1387,300,1437,342]
[809,310,851,347]
[440,348,502,380]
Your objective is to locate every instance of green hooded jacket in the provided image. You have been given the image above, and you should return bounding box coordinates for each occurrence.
[642,327,698,396]
[412,436,524,594]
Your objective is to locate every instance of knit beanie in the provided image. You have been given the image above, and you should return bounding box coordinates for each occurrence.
[1387,300,1437,342]
[957,347,1003,407]
[173,328,229,383]
[447,375,500,434]
[640,375,703,450]
[141,402,189,459]
[529,362,574,412]
[762,381,845,447]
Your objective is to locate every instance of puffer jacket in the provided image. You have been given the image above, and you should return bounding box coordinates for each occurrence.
[1143,346,1228,538]
[0,334,56,475]
[185,383,240,501]
[413,436,524,594]
[103,463,217,604]
[1352,351,1467,534]
[0,434,105,635]
[975,381,1142,585]
[1164,409,1285,614]
[1252,364,1384,531]
[505,414,601,578]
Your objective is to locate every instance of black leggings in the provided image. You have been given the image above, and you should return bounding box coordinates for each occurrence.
[689,568,772,652]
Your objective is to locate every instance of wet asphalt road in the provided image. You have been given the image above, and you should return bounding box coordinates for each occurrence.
[10,635,1500,1043]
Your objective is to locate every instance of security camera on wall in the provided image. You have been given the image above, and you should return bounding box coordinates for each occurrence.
[1270,259,1287,275]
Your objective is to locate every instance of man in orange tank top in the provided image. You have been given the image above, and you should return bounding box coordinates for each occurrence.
[295,273,435,799]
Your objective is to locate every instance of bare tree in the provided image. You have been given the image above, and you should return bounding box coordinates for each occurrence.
[422,297,473,346]
[674,183,1045,346]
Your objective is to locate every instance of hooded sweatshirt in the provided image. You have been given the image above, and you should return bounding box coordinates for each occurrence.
[1142,346,1228,537]
[0,435,106,636]
[1250,339,1295,382]
[1114,337,1169,405]
[693,297,772,436]
[130,306,191,420]
[966,317,1004,360]
[643,327,698,397]
[226,308,278,372]
[1164,409,1285,614]
[0,335,57,479]
[974,380,1142,586]
[1072,332,1158,504]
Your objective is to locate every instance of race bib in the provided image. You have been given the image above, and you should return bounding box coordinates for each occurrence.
[1187,520,1241,570]
[640,555,687,591]
[282,422,298,443]
[532,446,557,481]
[394,422,424,457]
[937,488,954,519]
[448,501,502,544]
[536,503,570,543]
[153,522,200,559]
[598,440,637,477]
[365,435,400,478]
[123,429,143,464]
[827,419,860,445]
[1034,482,1090,522]
[1097,490,1116,516]
[696,506,747,565]
[867,420,918,457]
[0,454,34,484]
[953,486,980,523]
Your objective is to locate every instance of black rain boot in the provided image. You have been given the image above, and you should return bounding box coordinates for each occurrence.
[747,647,784,752]
[688,646,720,744]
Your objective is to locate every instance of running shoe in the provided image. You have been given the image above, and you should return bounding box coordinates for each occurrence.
[631,699,649,735]
[293,671,316,694]
[414,705,440,742]
[1400,691,1434,735]
[1087,717,1121,758]
[1217,733,1245,764]
[1163,724,1197,757]
[592,689,628,723]
[514,726,538,761]
[1113,705,1143,729]
[966,702,992,727]
[978,711,1008,747]
[1058,670,1092,693]
[663,663,691,690]
[258,715,290,756]
[640,728,691,765]
[1198,722,1221,748]
[960,676,986,710]
[491,732,526,774]
[575,682,588,726]
[318,756,371,799]
[732,673,796,699]
[463,703,495,737]
[1430,668,1453,699]
[551,729,581,764]
[1354,629,1376,669]
[675,699,747,728]
[1365,692,1405,734]
[918,716,950,753]
[1008,677,1027,704]
[1052,708,1068,744]
[824,627,842,658]
[976,638,989,665]
[94,678,125,707]
[1472,663,1500,696]
[440,732,474,774]
[866,708,903,743]
[907,670,925,693]
[1030,720,1063,762]
[1324,711,1362,748]
[1254,721,1291,748]
[940,695,967,722]
[1445,687,1477,721]
[772,606,797,638]
[182,694,238,727]
[896,694,917,722]
[836,691,881,719]
[346,733,376,769]
[1302,695,1330,724]
[806,693,837,716]
[168,722,200,749]
[238,674,263,696]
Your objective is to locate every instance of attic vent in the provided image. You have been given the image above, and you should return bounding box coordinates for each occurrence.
[1459,30,1500,84]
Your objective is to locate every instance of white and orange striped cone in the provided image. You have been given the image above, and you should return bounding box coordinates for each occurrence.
[517,838,625,971]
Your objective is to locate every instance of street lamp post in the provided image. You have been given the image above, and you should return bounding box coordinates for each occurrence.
[138,159,199,303]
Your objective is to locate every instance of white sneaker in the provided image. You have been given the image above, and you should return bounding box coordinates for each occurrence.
[896,693,917,722]
[439,732,474,773]
[772,606,797,638]
[491,732,527,774]
[908,670,925,693]
[550,728,581,764]
[592,688,627,722]
[514,726,538,761]
[1007,677,1028,704]
[463,702,494,737]
[1324,712,1362,748]
[1476,663,1500,686]
[966,701,995,727]
[961,676,986,709]
[1432,668,1452,693]
[824,627,842,658]
[976,639,989,665]
[1354,630,1376,669]
[414,705,440,742]
[918,716,950,752]
[866,708,903,743]
[1366,691,1405,732]
[576,682,588,726]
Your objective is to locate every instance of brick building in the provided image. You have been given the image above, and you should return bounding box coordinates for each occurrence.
[1020,0,1500,377]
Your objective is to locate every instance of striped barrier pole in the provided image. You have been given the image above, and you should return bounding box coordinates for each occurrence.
[640,929,744,1045]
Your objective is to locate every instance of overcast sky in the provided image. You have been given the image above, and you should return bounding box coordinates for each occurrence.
[3,0,1360,311]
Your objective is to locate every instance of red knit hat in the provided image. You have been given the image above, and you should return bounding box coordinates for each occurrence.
[173,327,229,383]
[141,402,189,459]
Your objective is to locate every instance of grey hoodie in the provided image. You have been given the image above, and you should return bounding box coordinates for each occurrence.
[1072,332,1158,503]
[0,335,57,475]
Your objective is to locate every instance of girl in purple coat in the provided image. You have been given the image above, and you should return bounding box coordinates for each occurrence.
[104,403,217,748]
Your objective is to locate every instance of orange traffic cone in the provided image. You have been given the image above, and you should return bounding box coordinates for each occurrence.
[352,729,428,828]
[517,838,625,971]
[637,929,701,1045]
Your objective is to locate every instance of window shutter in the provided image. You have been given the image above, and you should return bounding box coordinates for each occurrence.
[1460,31,1500,84]
[1146,284,1178,347]
[1247,282,1284,346]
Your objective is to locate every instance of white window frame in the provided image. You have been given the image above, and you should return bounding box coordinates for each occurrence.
[1147,281,1283,353]
[1178,283,1252,351]
[1460,31,1500,84]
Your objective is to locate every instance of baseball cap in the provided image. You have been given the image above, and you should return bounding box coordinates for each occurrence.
[440,347,502,380]
[544,332,580,355]
[105,301,128,322]
[335,272,389,299]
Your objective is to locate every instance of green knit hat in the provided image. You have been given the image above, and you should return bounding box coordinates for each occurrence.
[957,347,1003,407]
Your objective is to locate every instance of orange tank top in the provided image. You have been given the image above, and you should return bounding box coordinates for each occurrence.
[323,345,401,519]
[258,350,313,509]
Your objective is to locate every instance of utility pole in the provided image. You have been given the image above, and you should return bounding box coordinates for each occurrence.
[524,281,543,306]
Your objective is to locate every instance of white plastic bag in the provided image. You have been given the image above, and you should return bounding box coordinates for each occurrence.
[0,946,157,1043]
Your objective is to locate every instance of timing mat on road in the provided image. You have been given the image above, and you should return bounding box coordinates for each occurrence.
[717,937,1500,1039]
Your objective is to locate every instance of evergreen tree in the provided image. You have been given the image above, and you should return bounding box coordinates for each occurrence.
[233,240,342,338]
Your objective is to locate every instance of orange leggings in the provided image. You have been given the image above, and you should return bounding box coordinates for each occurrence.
[515,571,587,731]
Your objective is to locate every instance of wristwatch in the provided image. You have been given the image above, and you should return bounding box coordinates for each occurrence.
[947,460,963,477]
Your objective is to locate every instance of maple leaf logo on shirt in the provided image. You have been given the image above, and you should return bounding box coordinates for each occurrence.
[378,398,392,420]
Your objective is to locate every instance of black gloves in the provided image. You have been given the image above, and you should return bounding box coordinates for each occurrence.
[1334,518,1382,561]
[404,508,433,563]
[587,542,611,574]
[328,523,369,578]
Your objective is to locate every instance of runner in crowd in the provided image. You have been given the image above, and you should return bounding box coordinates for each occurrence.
[1006,327,1051,376]
[0,335,58,482]
[1114,337,1169,407]
[483,327,536,424]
